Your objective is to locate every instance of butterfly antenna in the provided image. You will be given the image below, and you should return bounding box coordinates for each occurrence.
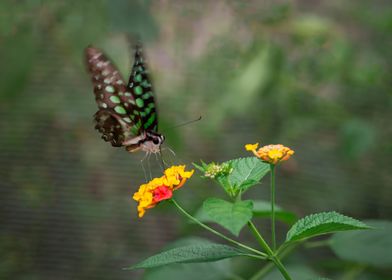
[162,116,202,133]
[174,115,202,128]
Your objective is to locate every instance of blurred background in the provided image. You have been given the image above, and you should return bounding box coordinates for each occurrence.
[1,0,391,279]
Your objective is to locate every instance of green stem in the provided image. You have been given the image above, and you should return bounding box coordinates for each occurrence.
[249,244,296,280]
[247,221,292,280]
[341,264,367,280]
[171,199,267,258]
[272,257,292,280]
[247,221,274,256]
[243,253,269,260]
[270,164,276,251]
[249,261,275,280]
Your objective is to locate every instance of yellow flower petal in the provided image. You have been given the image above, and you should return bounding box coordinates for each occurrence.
[163,175,180,188]
[137,206,145,218]
[133,165,194,218]
[245,143,259,151]
[247,142,294,165]
[267,149,284,162]
[180,169,194,179]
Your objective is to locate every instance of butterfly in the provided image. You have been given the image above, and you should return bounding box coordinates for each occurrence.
[84,43,165,154]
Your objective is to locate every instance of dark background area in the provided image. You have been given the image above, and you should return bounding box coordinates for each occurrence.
[1,0,391,279]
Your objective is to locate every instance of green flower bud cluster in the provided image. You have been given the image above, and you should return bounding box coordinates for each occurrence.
[204,162,232,179]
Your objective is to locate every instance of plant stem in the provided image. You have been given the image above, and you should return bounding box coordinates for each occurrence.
[247,221,292,280]
[247,221,274,256]
[249,244,296,280]
[342,265,367,280]
[249,261,275,280]
[272,257,292,280]
[270,164,276,251]
[170,199,267,258]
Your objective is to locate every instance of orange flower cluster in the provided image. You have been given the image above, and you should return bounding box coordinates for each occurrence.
[245,143,294,165]
[133,165,194,218]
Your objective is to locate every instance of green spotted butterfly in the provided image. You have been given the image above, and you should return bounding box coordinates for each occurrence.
[85,43,164,154]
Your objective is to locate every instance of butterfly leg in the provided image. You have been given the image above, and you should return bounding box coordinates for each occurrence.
[155,151,166,172]
[161,146,177,166]
[167,146,176,158]
[167,147,176,165]
[140,152,149,181]
[147,152,153,180]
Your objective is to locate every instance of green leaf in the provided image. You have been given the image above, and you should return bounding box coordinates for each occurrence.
[203,198,253,236]
[215,176,232,194]
[193,158,268,196]
[286,211,371,242]
[144,237,234,280]
[192,161,207,173]
[144,261,232,280]
[193,207,214,223]
[330,220,392,268]
[127,243,245,270]
[252,200,297,225]
[226,157,270,192]
[195,200,297,225]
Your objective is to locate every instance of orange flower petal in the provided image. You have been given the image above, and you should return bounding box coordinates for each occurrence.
[246,143,294,165]
[133,165,194,218]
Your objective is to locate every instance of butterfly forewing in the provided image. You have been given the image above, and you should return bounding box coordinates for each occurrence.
[85,47,142,146]
[127,44,158,134]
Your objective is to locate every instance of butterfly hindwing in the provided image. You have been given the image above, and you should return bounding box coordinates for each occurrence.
[93,110,125,146]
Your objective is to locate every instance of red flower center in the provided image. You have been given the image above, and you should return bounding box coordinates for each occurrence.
[152,186,173,203]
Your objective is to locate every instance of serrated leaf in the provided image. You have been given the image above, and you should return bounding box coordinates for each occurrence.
[330,220,392,268]
[144,260,232,280]
[215,176,233,194]
[162,237,213,249]
[252,200,297,225]
[127,244,245,269]
[226,157,269,192]
[195,200,297,225]
[286,211,370,242]
[144,237,233,280]
[203,198,253,236]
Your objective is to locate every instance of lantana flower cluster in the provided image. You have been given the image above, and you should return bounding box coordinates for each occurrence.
[204,162,233,179]
[245,143,294,165]
[133,165,194,218]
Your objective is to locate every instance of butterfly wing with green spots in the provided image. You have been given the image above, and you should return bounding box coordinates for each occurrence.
[85,45,164,153]
[126,44,159,133]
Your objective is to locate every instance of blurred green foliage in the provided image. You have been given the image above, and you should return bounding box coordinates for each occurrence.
[0,0,391,279]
